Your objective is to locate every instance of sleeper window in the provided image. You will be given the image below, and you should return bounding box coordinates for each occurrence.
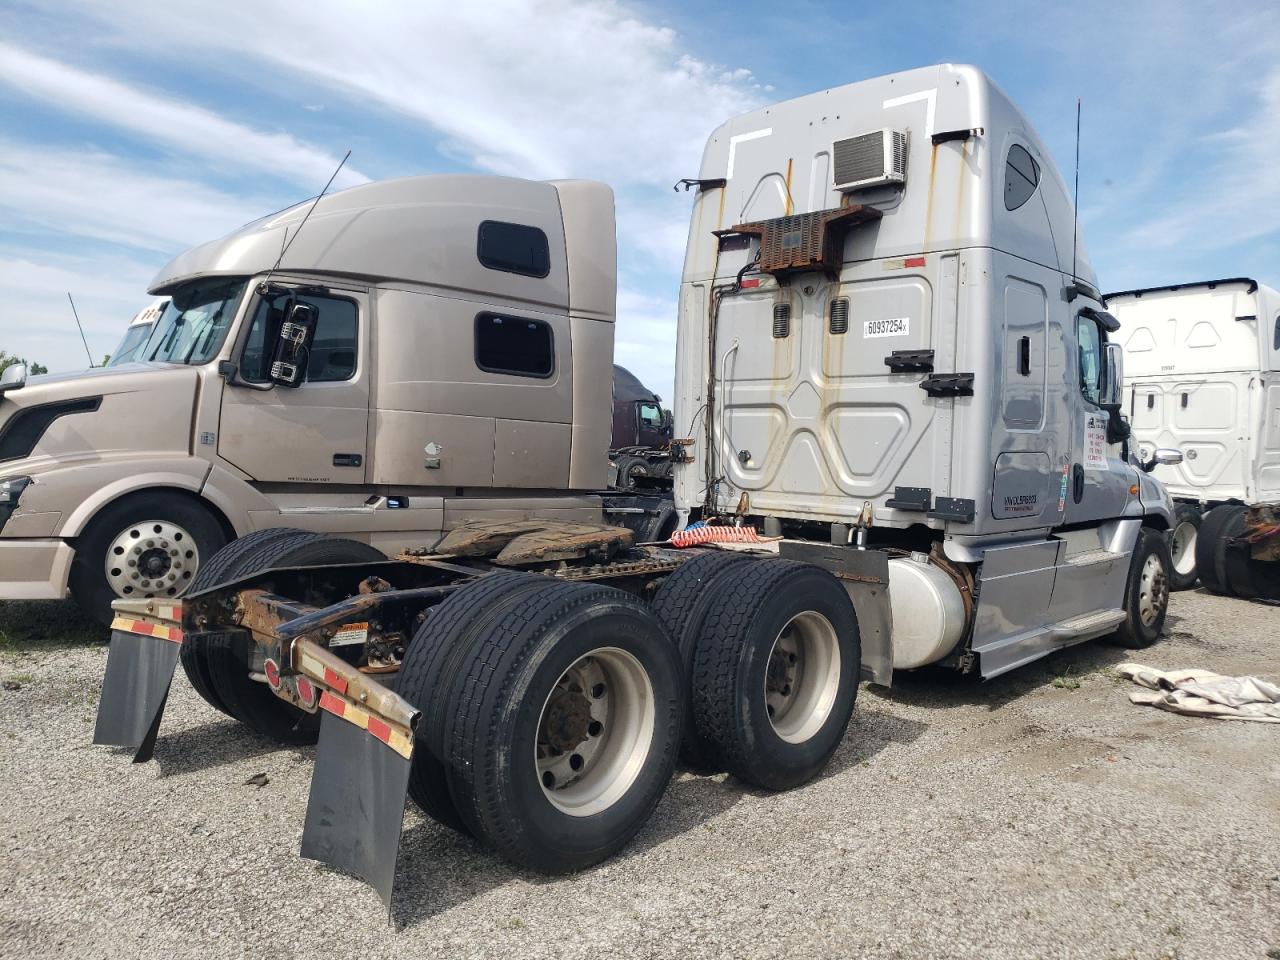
[1004,144,1041,211]
[241,292,358,383]
[1274,313,1279,350]
[477,220,551,278]
[475,312,554,378]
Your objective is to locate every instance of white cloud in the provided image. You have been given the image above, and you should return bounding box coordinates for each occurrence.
[0,251,159,371]
[1120,64,1280,255]
[0,41,368,190]
[52,0,764,188]
[0,142,270,252]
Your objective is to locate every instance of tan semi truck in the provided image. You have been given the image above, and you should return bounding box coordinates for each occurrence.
[94,64,1178,914]
[0,178,615,622]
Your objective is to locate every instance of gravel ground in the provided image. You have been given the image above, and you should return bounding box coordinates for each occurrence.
[1,589,1277,960]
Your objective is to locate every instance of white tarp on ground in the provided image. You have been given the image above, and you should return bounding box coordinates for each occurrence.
[1117,663,1280,723]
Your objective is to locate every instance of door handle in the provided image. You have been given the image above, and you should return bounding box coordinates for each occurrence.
[1072,463,1085,504]
[332,453,363,467]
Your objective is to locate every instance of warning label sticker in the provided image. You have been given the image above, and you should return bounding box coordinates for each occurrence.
[331,621,369,647]
[864,317,910,338]
[1084,414,1109,470]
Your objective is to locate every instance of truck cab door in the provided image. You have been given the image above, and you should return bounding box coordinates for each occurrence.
[635,401,666,448]
[217,283,370,485]
[1063,309,1130,523]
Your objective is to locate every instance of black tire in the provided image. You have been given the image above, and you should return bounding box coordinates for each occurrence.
[650,551,758,767]
[614,455,648,491]
[1111,526,1173,649]
[1167,502,1202,591]
[441,581,682,873]
[69,491,228,626]
[397,571,550,834]
[203,535,385,743]
[1219,508,1258,600]
[637,502,679,543]
[689,560,860,791]
[180,529,319,717]
[1195,504,1243,596]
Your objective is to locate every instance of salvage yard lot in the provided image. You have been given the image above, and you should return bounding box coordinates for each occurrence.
[1,590,1277,960]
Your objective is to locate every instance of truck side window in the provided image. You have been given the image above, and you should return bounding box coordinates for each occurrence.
[241,293,358,383]
[477,221,551,278]
[638,402,662,426]
[1076,315,1103,406]
[1274,313,1279,350]
[1004,144,1040,211]
[475,312,554,378]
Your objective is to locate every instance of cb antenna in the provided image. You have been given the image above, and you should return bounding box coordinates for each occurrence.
[1071,97,1081,283]
[66,292,95,367]
[258,149,351,291]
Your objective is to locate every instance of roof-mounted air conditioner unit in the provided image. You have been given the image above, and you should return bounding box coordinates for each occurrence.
[833,129,908,192]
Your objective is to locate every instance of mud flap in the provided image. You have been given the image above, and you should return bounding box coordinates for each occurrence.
[93,629,181,763]
[301,709,412,917]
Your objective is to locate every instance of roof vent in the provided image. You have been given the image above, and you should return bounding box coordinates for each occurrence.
[829,298,850,334]
[772,303,791,339]
[833,129,908,192]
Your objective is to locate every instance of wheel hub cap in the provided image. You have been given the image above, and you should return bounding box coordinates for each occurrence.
[1137,552,1169,627]
[104,520,200,600]
[535,648,656,818]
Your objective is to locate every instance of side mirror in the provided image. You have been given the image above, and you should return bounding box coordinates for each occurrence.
[1140,448,1184,473]
[0,363,28,395]
[1099,342,1124,408]
[268,301,319,387]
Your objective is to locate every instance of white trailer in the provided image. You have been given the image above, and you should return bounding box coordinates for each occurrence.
[1109,278,1280,597]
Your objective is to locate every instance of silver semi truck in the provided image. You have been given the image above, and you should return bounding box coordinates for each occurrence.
[94,64,1178,912]
[1110,277,1280,598]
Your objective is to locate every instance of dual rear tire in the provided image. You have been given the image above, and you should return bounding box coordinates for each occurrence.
[1196,504,1278,602]
[398,576,683,873]
[398,556,861,873]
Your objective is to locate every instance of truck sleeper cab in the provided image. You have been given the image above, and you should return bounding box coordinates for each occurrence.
[93,65,1178,913]
[0,177,617,622]
[673,62,1175,677]
[1109,277,1280,599]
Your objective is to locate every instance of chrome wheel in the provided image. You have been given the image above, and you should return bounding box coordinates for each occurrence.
[1137,551,1168,628]
[103,520,200,599]
[764,611,841,744]
[535,647,655,818]
[1171,520,1197,577]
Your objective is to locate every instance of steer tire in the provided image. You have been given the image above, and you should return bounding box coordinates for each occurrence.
[181,528,319,717]
[69,491,228,627]
[441,580,682,873]
[202,535,385,743]
[650,550,758,768]
[1167,502,1202,591]
[1111,526,1173,649]
[689,560,860,792]
[1195,504,1243,596]
[398,572,551,835]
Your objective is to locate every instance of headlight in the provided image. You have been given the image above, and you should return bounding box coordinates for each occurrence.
[0,476,31,526]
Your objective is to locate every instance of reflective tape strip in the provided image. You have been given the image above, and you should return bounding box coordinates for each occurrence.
[317,689,413,759]
[295,647,350,696]
[323,666,349,696]
[110,616,183,644]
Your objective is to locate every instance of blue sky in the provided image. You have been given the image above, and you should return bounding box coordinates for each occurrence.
[1,0,1277,398]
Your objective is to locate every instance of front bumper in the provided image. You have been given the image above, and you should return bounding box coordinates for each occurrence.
[0,538,74,599]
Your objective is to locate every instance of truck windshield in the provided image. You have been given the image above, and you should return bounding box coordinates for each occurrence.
[106,323,154,366]
[139,278,247,365]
